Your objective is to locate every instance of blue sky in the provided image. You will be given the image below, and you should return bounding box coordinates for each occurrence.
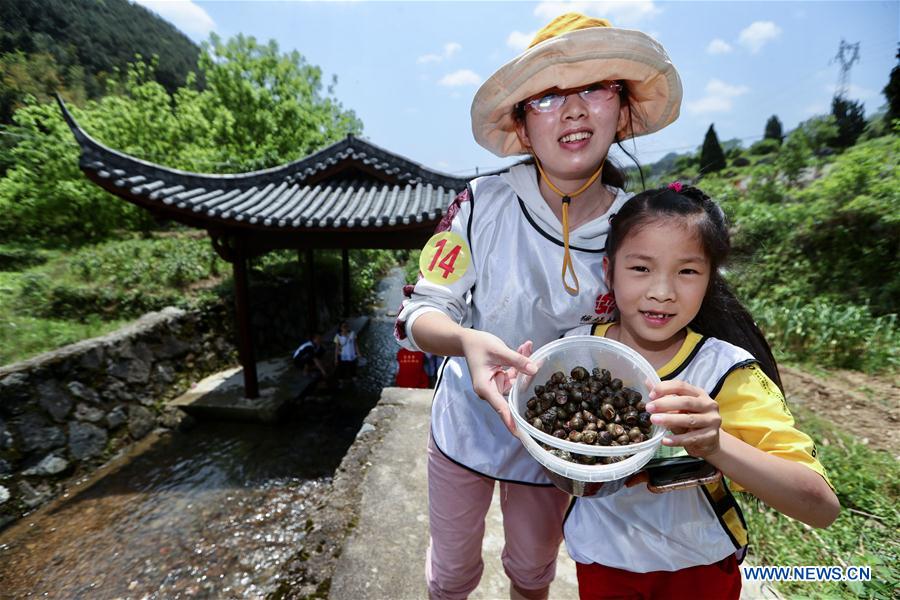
[135,1,899,177]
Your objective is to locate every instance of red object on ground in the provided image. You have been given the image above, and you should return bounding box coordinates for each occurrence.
[395,348,430,388]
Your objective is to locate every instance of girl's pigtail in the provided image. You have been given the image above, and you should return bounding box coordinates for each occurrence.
[689,278,784,392]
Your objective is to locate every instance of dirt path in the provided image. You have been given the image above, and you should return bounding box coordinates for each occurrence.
[780,365,899,456]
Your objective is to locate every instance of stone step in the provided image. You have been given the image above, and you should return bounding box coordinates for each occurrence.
[167,316,370,423]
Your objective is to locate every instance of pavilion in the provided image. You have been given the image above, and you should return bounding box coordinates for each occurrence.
[58,95,481,397]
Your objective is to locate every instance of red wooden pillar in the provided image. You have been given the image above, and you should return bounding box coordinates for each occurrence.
[304,248,318,331]
[342,248,351,316]
[232,243,259,398]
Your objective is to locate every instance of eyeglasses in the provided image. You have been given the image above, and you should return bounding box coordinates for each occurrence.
[521,81,623,114]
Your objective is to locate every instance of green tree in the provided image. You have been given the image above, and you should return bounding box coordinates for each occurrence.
[0,51,87,124]
[778,129,811,184]
[0,37,363,242]
[699,124,726,174]
[831,95,866,149]
[198,33,362,170]
[884,45,900,123]
[795,114,838,152]
[764,115,783,144]
[0,0,200,106]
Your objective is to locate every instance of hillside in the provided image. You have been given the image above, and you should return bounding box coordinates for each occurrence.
[0,0,200,122]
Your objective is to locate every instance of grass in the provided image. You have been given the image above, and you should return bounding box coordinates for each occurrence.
[0,252,124,365]
[0,234,227,365]
[0,313,132,365]
[740,406,899,599]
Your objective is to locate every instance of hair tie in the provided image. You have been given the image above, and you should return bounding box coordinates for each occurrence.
[667,181,683,193]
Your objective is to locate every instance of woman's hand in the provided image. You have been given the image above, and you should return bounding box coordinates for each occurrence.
[647,380,722,458]
[460,330,537,434]
[493,341,534,395]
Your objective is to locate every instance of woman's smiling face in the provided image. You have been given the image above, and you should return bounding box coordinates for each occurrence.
[514,84,626,184]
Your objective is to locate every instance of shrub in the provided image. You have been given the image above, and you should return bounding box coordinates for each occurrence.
[777,130,811,184]
[727,138,898,325]
[747,296,898,373]
[796,114,839,152]
[403,250,422,285]
[15,235,226,320]
[748,138,781,156]
[795,135,900,315]
[0,245,48,271]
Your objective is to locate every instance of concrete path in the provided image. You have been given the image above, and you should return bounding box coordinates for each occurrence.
[329,388,578,600]
[330,388,782,600]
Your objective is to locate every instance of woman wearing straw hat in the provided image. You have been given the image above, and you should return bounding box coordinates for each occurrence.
[394,13,681,600]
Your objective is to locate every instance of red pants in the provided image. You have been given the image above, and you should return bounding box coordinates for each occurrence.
[576,555,741,600]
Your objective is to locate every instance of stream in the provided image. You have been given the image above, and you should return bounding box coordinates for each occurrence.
[0,271,405,599]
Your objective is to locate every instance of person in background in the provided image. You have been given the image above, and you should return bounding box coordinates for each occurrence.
[334,320,362,381]
[394,12,683,600]
[292,332,327,379]
[395,347,431,388]
[423,352,442,387]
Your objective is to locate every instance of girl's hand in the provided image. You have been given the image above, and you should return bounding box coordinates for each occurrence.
[460,331,537,434]
[646,380,722,458]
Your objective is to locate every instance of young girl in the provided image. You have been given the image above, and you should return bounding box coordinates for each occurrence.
[564,184,840,599]
[395,11,683,600]
[334,320,361,380]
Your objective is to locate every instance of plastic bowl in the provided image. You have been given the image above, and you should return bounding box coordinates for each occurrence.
[509,335,665,456]
[507,335,664,493]
[515,426,657,494]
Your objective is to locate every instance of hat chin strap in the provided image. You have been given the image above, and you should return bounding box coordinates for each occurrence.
[533,156,605,295]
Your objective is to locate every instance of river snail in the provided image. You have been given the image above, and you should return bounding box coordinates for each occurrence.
[607,423,625,438]
[624,408,640,427]
[600,403,616,421]
[571,366,589,381]
[525,364,655,464]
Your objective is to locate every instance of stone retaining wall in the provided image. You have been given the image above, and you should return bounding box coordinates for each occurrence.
[0,277,339,529]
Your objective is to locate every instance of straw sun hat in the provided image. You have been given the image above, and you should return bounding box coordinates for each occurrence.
[471,13,683,157]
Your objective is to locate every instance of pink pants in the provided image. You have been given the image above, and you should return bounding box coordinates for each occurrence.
[426,434,570,600]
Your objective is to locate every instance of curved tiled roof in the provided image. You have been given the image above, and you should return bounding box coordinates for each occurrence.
[57,95,473,233]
